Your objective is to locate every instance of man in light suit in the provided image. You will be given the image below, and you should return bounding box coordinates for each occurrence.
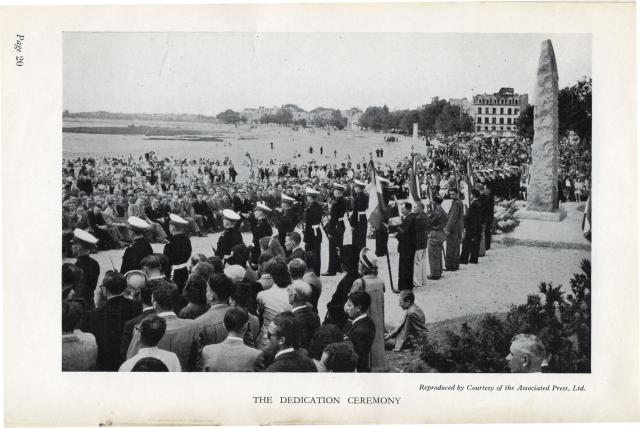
[126,280,199,371]
[384,290,427,352]
[201,307,265,372]
[193,273,233,347]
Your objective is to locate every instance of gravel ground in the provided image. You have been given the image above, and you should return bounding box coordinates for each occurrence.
[64,230,590,329]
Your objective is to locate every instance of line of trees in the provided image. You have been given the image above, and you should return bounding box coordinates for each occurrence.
[358,100,475,135]
[216,109,247,124]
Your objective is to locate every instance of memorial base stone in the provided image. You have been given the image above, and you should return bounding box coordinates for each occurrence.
[517,206,567,222]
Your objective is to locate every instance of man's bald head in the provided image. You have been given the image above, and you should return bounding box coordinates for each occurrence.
[506,334,546,373]
[288,279,313,306]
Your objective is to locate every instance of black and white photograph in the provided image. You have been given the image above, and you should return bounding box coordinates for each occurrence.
[61,32,592,374]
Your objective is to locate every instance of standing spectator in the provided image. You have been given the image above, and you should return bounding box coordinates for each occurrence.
[193,274,233,347]
[396,202,417,290]
[126,281,199,371]
[289,280,320,355]
[412,202,430,287]
[256,259,292,348]
[427,196,446,280]
[343,291,376,372]
[350,248,385,370]
[460,189,483,265]
[81,271,142,371]
[265,312,317,372]
[119,315,181,372]
[445,188,464,271]
[201,307,265,372]
[62,301,97,371]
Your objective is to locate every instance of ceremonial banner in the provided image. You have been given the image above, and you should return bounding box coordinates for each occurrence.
[365,160,388,230]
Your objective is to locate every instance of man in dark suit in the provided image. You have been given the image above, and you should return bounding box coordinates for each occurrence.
[266,311,317,372]
[201,307,264,372]
[445,188,464,271]
[289,280,320,354]
[120,217,153,275]
[460,188,483,264]
[81,271,142,371]
[396,202,417,290]
[285,232,305,262]
[344,291,376,372]
[481,182,495,251]
[276,194,298,249]
[303,188,323,276]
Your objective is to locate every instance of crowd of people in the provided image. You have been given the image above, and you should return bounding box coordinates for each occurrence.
[62,134,589,372]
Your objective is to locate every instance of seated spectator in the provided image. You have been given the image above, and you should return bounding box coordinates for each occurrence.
[384,290,427,352]
[265,311,317,372]
[321,342,358,373]
[288,280,320,355]
[343,291,376,372]
[131,357,169,372]
[193,274,233,347]
[179,274,208,320]
[256,259,292,348]
[119,315,181,372]
[201,307,265,372]
[506,334,547,373]
[308,324,344,372]
[127,281,199,371]
[62,301,97,371]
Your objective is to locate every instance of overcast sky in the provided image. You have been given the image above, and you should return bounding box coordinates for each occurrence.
[64,32,591,115]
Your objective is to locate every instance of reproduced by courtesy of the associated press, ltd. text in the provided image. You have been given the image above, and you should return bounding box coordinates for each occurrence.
[418,384,586,392]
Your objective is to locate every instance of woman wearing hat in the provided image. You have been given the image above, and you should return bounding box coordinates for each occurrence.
[350,248,385,370]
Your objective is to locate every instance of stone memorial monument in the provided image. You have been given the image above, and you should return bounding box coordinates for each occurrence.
[413,122,419,139]
[520,39,566,221]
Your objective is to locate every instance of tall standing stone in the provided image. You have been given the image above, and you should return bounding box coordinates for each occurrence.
[413,122,419,139]
[525,39,563,218]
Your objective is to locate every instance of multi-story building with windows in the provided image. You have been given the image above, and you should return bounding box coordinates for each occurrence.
[472,87,528,137]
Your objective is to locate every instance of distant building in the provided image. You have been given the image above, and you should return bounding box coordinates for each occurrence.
[342,108,363,130]
[472,88,528,137]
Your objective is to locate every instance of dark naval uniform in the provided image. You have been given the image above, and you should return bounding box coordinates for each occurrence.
[303,200,323,276]
[326,196,347,275]
[250,216,273,264]
[276,207,298,249]
[350,191,368,253]
[216,225,243,261]
[120,237,153,275]
[163,233,192,292]
[75,254,100,306]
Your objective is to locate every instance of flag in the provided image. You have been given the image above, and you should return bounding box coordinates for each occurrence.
[365,160,388,231]
[408,153,422,205]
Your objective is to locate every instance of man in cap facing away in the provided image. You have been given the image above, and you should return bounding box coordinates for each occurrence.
[120,217,153,275]
[323,183,347,276]
[249,202,273,265]
[215,209,243,262]
[303,188,323,276]
[276,194,298,249]
[349,180,368,254]
[162,214,192,293]
[73,229,100,302]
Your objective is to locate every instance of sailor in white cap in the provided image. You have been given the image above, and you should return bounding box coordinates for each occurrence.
[323,182,348,276]
[72,228,101,296]
[303,187,323,276]
[249,202,273,264]
[350,179,369,253]
[162,214,192,292]
[120,217,154,275]
[215,209,243,260]
[276,193,299,249]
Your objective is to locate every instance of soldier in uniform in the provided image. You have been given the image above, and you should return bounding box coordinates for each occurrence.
[120,216,153,275]
[276,194,298,249]
[323,183,347,276]
[349,179,368,254]
[162,214,192,293]
[303,187,323,276]
[249,202,274,265]
[73,228,100,306]
[216,209,243,262]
